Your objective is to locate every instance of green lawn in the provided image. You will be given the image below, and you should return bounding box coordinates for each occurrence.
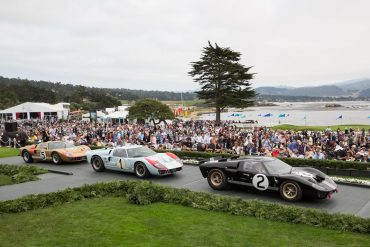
[0,147,19,158]
[0,164,47,186]
[272,124,370,131]
[0,197,369,247]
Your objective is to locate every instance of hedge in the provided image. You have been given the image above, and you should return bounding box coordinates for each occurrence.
[76,146,370,170]
[0,180,369,234]
[153,149,369,170]
[0,164,48,184]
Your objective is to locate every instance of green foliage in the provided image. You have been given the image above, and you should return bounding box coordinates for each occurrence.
[2,197,369,247]
[128,98,175,124]
[189,41,256,123]
[0,76,197,110]
[0,164,48,186]
[0,180,369,234]
[280,158,369,170]
[154,149,233,159]
[0,147,19,158]
[154,149,369,170]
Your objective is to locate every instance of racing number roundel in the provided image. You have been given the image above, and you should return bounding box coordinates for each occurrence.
[40,151,47,160]
[252,174,269,191]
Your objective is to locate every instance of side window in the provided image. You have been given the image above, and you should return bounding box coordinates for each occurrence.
[243,162,267,174]
[38,143,47,150]
[113,149,127,158]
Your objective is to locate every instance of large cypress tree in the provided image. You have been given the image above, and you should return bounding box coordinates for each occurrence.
[189,42,256,124]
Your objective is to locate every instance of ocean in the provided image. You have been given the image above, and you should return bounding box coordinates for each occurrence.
[198,101,370,126]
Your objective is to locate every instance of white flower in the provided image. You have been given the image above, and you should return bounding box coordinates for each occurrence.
[330,176,370,186]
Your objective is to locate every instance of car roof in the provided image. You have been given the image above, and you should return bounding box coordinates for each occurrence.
[239,156,276,162]
[114,144,143,150]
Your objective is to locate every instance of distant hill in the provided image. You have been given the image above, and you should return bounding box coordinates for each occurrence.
[333,78,370,91]
[0,76,197,110]
[256,78,370,98]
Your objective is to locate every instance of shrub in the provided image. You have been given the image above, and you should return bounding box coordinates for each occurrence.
[152,149,369,170]
[0,164,48,184]
[0,180,369,234]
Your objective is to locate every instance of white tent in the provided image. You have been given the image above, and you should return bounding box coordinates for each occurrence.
[82,111,106,122]
[106,111,129,119]
[0,102,70,121]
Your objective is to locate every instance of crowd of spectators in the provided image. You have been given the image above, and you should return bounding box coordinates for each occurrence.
[1,119,369,162]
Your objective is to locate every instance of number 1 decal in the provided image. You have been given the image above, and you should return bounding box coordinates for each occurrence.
[252,174,269,191]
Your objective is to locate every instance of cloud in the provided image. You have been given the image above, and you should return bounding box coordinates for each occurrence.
[0,0,369,91]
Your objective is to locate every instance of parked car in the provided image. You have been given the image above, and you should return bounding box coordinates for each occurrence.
[20,141,90,164]
[199,156,338,202]
[87,145,183,178]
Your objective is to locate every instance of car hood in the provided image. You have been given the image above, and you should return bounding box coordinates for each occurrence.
[290,167,337,191]
[147,153,183,169]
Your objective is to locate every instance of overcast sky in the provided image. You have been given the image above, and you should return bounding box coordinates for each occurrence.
[0,0,369,91]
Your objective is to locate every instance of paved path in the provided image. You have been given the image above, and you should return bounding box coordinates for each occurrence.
[1,157,370,218]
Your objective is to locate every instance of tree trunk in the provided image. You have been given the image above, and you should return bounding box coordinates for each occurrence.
[215,106,221,125]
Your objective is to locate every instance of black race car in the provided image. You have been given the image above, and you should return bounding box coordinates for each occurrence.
[199,156,338,202]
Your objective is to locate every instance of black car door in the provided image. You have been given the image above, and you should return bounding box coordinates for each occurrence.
[238,161,272,191]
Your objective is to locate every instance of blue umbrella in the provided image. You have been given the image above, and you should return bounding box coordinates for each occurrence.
[278,113,289,118]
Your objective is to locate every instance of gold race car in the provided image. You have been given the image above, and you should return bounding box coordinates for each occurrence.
[20,141,90,164]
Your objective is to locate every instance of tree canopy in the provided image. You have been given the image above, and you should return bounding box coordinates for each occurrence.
[189,42,256,124]
[127,99,174,125]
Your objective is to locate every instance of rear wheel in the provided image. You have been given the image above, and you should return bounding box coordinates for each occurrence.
[207,169,228,190]
[134,162,150,178]
[91,156,105,172]
[279,181,302,202]
[22,150,33,163]
[52,152,62,165]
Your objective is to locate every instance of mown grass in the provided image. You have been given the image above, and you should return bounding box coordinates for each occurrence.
[0,197,369,247]
[272,124,370,131]
[0,164,48,186]
[0,147,19,158]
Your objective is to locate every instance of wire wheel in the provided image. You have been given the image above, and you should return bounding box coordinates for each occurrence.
[210,171,223,186]
[207,169,227,190]
[135,162,150,178]
[92,156,105,172]
[136,164,145,176]
[52,153,62,165]
[22,151,33,163]
[282,183,298,199]
[280,181,302,202]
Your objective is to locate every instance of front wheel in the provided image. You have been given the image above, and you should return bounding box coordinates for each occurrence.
[207,169,228,190]
[134,162,150,178]
[91,156,105,172]
[22,150,33,163]
[279,181,302,202]
[52,152,62,165]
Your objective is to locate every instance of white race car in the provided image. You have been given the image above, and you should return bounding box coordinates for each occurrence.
[86,145,183,178]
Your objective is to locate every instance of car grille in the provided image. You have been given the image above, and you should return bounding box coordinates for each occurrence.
[158,167,182,174]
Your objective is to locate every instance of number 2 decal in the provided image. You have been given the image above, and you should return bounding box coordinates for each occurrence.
[252,174,269,191]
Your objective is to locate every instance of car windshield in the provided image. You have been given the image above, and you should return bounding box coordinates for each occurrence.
[264,159,292,175]
[126,146,156,158]
[48,141,75,150]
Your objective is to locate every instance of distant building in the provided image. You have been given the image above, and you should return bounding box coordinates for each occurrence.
[0,102,70,121]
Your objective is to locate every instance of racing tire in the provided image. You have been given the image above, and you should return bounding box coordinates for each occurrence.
[51,152,62,165]
[279,181,302,202]
[91,156,105,172]
[134,162,150,178]
[207,169,228,190]
[22,150,33,163]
